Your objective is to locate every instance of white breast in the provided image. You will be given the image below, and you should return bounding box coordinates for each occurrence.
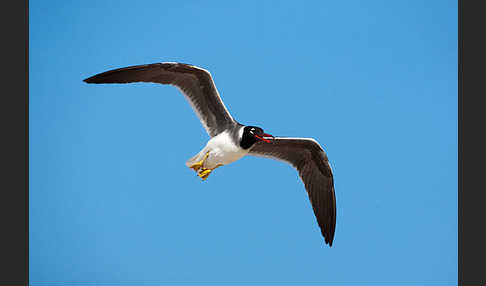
[204,131,248,168]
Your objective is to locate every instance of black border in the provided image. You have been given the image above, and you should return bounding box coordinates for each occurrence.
[1,1,28,285]
[458,0,462,284]
[459,0,486,285]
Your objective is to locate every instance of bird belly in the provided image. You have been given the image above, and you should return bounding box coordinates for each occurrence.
[205,148,247,169]
[204,131,248,169]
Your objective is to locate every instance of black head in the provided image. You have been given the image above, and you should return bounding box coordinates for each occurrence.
[240,126,274,149]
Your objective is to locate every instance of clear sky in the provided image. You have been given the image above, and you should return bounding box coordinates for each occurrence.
[30,1,457,285]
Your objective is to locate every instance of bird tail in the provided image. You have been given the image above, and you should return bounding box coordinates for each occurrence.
[185,152,203,167]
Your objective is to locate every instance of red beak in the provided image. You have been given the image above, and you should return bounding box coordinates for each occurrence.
[255,133,274,143]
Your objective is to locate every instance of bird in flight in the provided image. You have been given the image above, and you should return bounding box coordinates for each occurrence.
[83,62,336,246]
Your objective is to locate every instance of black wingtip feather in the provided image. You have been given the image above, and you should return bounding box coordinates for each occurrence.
[83,74,108,84]
[83,75,100,84]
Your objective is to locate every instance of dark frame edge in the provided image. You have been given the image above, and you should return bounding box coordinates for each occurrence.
[26,0,30,284]
[1,0,29,285]
[457,0,462,284]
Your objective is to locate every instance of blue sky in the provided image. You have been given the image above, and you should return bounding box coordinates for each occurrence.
[30,1,457,285]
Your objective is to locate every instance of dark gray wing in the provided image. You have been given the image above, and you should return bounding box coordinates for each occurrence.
[83,62,236,137]
[249,137,336,246]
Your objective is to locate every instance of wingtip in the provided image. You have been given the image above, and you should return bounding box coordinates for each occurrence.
[323,229,335,247]
[325,237,333,247]
[83,76,95,84]
[83,73,106,84]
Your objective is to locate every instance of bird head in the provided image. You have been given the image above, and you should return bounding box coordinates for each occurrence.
[240,126,274,149]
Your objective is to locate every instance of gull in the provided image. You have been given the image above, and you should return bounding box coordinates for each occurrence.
[83,62,336,246]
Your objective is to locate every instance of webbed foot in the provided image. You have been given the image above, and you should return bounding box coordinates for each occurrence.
[197,168,212,180]
[189,151,210,172]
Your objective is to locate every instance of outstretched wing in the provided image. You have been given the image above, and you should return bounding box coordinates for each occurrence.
[249,137,336,246]
[84,62,236,137]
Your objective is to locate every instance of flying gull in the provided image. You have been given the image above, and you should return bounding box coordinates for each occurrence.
[83,62,336,246]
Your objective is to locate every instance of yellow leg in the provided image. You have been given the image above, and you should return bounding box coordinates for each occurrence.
[189,151,210,172]
[197,164,223,181]
[198,168,212,180]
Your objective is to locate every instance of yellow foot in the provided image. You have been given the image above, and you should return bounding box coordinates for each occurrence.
[189,162,203,172]
[189,151,210,172]
[197,168,212,181]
